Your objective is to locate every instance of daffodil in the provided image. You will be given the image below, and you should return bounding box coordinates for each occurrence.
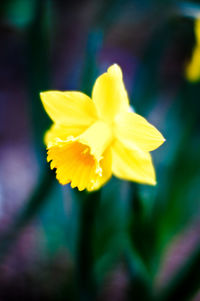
[40,64,165,191]
[186,19,200,82]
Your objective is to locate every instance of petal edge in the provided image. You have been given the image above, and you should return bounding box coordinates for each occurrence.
[114,112,165,152]
[40,91,97,126]
[111,140,156,185]
[92,64,129,121]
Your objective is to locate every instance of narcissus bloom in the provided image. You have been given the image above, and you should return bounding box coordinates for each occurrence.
[186,19,200,82]
[40,64,165,191]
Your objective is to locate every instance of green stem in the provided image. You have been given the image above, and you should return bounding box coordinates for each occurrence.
[75,190,101,301]
[127,183,153,300]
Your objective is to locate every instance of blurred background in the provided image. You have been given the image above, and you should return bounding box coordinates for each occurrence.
[1,0,200,300]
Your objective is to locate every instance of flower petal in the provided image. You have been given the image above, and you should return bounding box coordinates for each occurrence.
[92,64,129,121]
[185,45,200,82]
[44,124,87,147]
[114,112,165,152]
[111,140,156,185]
[78,121,113,159]
[87,148,112,191]
[40,91,97,126]
[195,19,200,45]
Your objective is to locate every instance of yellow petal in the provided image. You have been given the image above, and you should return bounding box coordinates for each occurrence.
[40,91,97,126]
[195,19,200,45]
[114,112,165,152]
[87,148,112,191]
[47,138,112,191]
[111,140,156,185]
[44,123,87,147]
[79,120,113,159]
[185,45,200,82]
[92,64,129,122]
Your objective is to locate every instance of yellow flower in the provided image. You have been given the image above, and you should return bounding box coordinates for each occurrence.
[186,19,200,82]
[40,64,165,191]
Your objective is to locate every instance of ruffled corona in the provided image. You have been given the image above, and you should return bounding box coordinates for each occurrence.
[40,64,165,191]
[47,140,103,191]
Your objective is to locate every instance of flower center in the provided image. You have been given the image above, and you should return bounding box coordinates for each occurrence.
[78,120,113,160]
